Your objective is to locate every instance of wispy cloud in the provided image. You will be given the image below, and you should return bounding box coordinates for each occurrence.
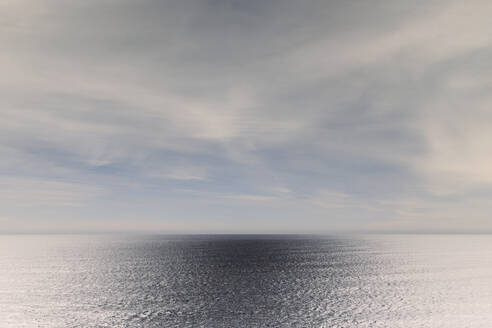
[148,166,208,181]
[0,176,106,207]
[1,0,492,232]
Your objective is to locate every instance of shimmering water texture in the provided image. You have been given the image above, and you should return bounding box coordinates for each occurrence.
[1,235,492,327]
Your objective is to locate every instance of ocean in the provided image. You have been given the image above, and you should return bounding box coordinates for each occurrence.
[1,234,492,327]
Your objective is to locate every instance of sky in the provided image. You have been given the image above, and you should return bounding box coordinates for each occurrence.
[1,0,492,233]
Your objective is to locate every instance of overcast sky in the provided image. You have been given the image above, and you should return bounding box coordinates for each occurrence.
[2,0,492,233]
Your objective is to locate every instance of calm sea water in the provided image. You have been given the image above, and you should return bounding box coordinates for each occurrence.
[1,234,492,327]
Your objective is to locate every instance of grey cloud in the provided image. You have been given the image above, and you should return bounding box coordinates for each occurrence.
[2,0,492,232]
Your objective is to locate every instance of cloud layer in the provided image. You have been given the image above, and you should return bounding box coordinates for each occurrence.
[2,0,492,232]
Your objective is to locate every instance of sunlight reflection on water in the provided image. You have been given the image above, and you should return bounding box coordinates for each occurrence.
[1,234,492,327]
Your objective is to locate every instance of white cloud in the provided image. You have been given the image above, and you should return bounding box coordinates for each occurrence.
[149,166,208,181]
[222,193,279,202]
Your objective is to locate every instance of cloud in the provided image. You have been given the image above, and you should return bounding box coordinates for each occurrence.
[1,0,492,232]
[0,176,106,207]
[149,166,208,181]
[222,193,279,202]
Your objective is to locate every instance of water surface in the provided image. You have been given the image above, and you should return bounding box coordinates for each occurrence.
[1,234,491,327]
